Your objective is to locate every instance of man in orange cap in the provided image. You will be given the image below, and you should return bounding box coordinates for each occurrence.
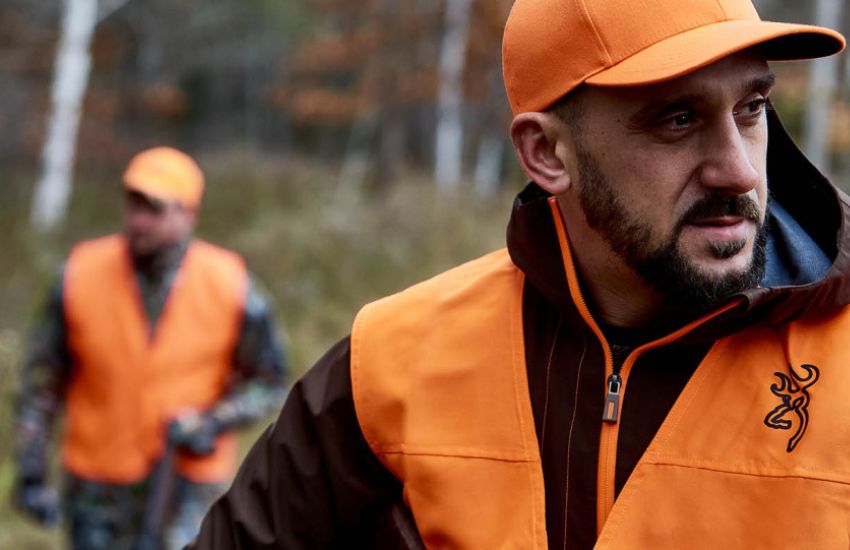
[14,146,288,549]
[195,0,850,548]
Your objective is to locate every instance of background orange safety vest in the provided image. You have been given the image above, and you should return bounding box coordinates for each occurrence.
[62,235,247,483]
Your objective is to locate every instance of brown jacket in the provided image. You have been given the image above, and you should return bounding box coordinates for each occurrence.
[192,110,850,548]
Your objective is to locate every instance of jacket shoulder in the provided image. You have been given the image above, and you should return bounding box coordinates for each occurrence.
[65,234,126,281]
[68,234,124,260]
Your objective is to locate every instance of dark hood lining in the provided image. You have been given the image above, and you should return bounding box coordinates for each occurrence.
[765,108,841,261]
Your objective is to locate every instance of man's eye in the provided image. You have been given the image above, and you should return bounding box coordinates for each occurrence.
[671,113,692,127]
[647,110,697,140]
[748,99,766,113]
[736,98,767,117]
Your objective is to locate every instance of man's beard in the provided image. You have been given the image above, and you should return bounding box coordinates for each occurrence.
[125,232,186,275]
[574,146,767,310]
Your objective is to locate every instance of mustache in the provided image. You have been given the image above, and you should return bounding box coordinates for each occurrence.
[678,195,762,228]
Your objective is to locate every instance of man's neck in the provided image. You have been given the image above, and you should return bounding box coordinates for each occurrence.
[556,201,710,330]
[132,239,189,280]
[556,204,663,327]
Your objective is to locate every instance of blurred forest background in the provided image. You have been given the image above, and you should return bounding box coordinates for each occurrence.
[1,0,849,546]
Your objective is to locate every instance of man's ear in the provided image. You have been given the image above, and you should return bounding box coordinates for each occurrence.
[178,204,198,232]
[510,112,574,195]
[186,208,198,229]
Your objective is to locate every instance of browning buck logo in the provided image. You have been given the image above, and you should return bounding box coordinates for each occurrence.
[763,364,819,452]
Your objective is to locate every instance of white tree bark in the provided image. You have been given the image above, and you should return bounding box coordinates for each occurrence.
[801,0,843,174]
[473,63,508,196]
[31,0,99,231]
[434,0,472,192]
[473,134,504,196]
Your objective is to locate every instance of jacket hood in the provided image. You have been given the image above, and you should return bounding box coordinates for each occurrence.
[506,109,850,340]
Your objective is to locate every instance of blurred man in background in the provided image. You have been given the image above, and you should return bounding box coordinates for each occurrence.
[13,146,288,549]
[191,0,850,548]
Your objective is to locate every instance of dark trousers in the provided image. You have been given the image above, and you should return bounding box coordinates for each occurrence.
[65,473,224,550]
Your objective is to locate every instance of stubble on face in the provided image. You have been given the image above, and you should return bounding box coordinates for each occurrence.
[574,145,767,309]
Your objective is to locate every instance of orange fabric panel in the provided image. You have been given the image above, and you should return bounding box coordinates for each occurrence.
[597,465,850,548]
[352,250,548,549]
[62,235,246,483]
[597,311,850,546]
[646,319,850,483]
[384,454,545,548]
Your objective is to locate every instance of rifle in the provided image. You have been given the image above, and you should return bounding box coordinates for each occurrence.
[138,436,178,550]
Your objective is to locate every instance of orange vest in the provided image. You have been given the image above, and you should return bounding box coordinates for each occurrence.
[352,198,850,548]
[62,235,247,484]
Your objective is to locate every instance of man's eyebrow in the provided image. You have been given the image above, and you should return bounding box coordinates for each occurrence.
[626,70,777,129]
[743,71,776,94]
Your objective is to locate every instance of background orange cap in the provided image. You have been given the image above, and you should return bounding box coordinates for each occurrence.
[502,0,846,115]
[122,146,205,209]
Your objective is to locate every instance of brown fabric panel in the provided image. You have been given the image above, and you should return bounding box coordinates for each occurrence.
[523,281,605,550]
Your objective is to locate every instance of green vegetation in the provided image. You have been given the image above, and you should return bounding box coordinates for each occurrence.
[0,156,518,546]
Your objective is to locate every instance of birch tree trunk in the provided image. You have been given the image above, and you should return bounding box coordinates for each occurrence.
[434,0,472,192]
[473,135,504,196]
[31,0,99,231]
[474,64,508,196]
[801,0,843,174]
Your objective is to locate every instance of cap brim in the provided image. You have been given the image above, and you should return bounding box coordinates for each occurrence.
[586,20,845,87]
[123,177,178,207]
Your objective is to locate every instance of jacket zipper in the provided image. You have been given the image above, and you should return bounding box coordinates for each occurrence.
[596,354,631,534]
[596,352,638,534]
[545,197,618,536]
[545,195,747,536]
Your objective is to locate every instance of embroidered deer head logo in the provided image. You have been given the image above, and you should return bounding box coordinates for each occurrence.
[763,364,819,452]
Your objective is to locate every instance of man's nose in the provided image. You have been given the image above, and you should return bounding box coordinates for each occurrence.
[697,117,763,195]
[125,208,154,231]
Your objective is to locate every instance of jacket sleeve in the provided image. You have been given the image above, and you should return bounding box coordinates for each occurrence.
[206,275,288,432]
[14,275,73,482]
[190,336,411,549]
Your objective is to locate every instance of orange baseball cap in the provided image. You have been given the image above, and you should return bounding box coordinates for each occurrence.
[503,0,846,114]
[122,146,205,209]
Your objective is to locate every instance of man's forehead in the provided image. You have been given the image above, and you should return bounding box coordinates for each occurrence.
[591,51,774,108]
[125,189,169,212]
